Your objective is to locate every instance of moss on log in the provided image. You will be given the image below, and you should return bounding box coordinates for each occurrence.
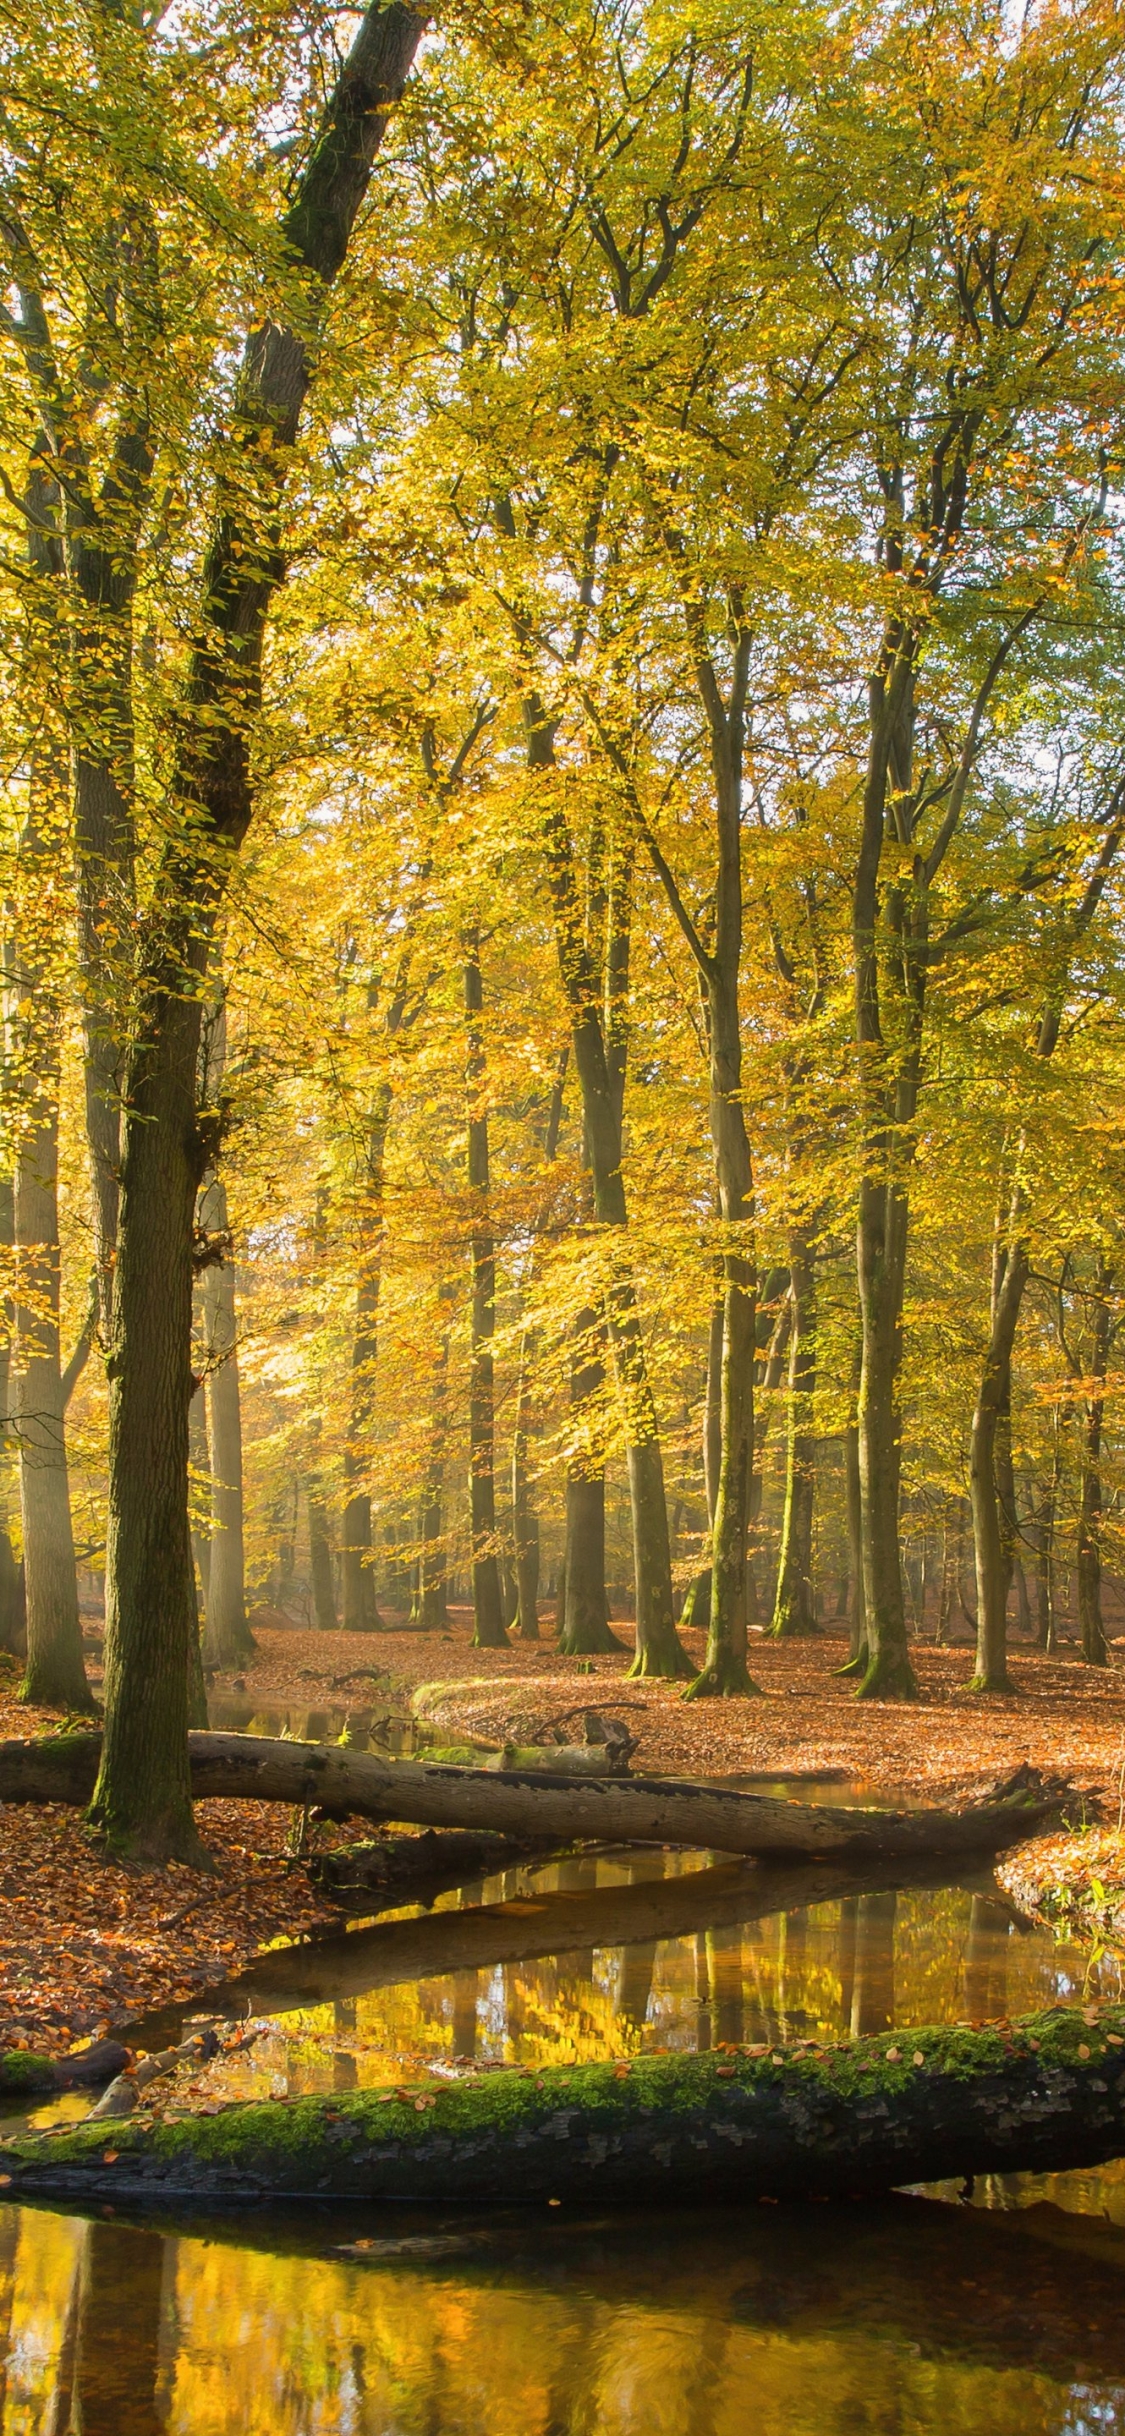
[0,2040,131,2096]
[0,1731,1064,1864]
[4,2003,1125,2208]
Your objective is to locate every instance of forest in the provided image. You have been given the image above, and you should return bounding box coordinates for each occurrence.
[2,1,1125,2425]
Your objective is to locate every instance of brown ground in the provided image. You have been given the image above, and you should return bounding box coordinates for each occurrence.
[4,1609,1125,2059]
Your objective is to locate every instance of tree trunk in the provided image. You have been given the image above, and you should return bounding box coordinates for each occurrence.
[188,1376,211,1608]
[1077,1261,1112,1667]
[680,1290,724,1634]
[200,1171,253,1666]
[1033,1439,1060,1652]
[7,1999,1120,2209]
[969,1237,1029,1692]
[87,2,424,1858]
[560,1469,614,1654]
[0,1181,25,1661]
[464,926,507,1650]
[528,710,685,1676]
[509,1048,565,1642]
[308,1494,337,1631]
[771,1227,818,1637]
[854,1170,915,1698]
[686,972,759,1699]
[341,1081,391,1635]
[511,1326,540,1639]
[8,826,91,1712]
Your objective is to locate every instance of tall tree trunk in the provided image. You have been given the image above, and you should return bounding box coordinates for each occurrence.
[969,1230,1029,1693]
[526,707,686,1678]
[681,1285,723,1633]
[188,1375,210,1608]
[558,1298,619,1656]
[843,1346,866,1665]
[464,926,507,1649]
[413,1292,451,1630]
[88,2,424,1859]
[341,1080,390,1635]
[510,1049,566,1643]
[0,1179,26,1659]
[854,1162,915,1697]
[684,639,759,1700]
[308,1494,337,1630]
[966,826,1125,1689]
[1077,1261,1112,1668]
[199,1172,252,1666]
[1033,1434,1060,1652]
[511,1329,540,1640]
[13,1070,92,1712]
[8,745,91,1713]
[560,1472,609,1654]
[771,1226,818,1637]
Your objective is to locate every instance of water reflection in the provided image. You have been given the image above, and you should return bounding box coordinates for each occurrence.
[4,2197,1125,2433]
[128,1850,1122,2112]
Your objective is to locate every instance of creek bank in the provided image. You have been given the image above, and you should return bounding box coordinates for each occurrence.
[3,2001,1125,2207]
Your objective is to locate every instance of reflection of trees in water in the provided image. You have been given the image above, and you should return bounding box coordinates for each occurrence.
[707,1927,743,2046]
[962,1896,1010,2024]
[850,1892,897,2036]
[48,2221,167,2436]
[777,1908,808,2040]
[333,1997,358,2091]
[616,1855,666,2030]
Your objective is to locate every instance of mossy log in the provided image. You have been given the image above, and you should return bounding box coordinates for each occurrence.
[0,1733,1063,1864]
[0,2039,130,2097]
[3,2003,1125,2207]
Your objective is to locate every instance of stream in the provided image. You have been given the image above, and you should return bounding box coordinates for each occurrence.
[4,1768,1125,2429]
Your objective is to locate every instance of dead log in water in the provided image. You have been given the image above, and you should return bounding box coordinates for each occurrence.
[3,2002,1123,2207]
[0,1733,1065,1863]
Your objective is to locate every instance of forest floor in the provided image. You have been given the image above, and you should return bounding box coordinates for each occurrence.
[2,1608,1124,2060]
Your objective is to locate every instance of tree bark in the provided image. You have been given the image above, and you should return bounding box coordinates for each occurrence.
[5,2000,1119,2208]
[558,1300,620,1656]
[771,1226,818,1636]
[341,1080,391,1635]
[304,1494,335,1629]
[510,1047,566,1643]
[969,1232,1029,1692]
[7,810,88,1709]
[510,1327,539,1638]
[199,1171,253,1667]
[526,708,686,1676]
[12,1074,91,1712]
[463,926,507,1649]
[87,2,424,1860]
[1077,1259,1112,1667]
[6,1729,1063,1861]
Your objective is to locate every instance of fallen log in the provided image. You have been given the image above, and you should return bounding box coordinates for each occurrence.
[0,2039,131,2098]
[207,1854,962,2016]
[0,1733,1065,1863]
[3,2002,1125,2206]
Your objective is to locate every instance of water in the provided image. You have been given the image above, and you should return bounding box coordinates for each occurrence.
[4,2190,1125,2431]
[8,1827,1125,2427]
[111,1842,1120,2084]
